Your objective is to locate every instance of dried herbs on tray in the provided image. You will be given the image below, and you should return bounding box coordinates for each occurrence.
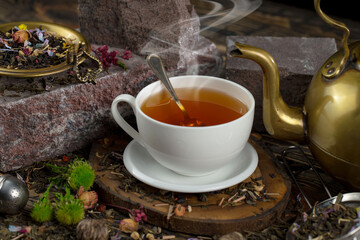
[289,194,360,239]
[0,24,70,69]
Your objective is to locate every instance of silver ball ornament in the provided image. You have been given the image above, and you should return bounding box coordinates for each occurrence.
[0,174,29,214]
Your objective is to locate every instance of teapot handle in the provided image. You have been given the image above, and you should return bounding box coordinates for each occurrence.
[314,0,350,79]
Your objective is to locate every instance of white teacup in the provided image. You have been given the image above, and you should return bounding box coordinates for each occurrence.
[111,75,255,176]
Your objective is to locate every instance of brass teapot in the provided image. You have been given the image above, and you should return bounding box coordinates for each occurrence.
[230,0,360,189]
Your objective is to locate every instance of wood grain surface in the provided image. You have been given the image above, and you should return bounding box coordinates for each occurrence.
[89,134,291,235]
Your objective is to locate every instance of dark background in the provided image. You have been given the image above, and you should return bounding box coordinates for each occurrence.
[271,0,359,21]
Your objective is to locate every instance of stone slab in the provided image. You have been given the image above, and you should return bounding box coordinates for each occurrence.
[0,48,153,172]
[0,36,219,172]
[78,0,200,71]
[225,36,337,132]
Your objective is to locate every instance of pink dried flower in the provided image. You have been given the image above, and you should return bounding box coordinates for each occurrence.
[23,47,31,56]
[120,48,132,60]
[93,45,119,70]
[13,30,30,43]
[77,186,98,210]
[131,205,147,222]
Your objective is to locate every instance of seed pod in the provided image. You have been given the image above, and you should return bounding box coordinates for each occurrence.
[76,218,109,240]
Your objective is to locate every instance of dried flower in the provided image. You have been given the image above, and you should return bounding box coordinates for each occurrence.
[77,186,98,210]
[130,231,141,240]
[23,47,32,56]
[93,45,118,70]
[119,218,139,233]
[146,233,155,240]
[93,45,130,70]
[174,204,186,216]
[13,30,30,43]
[132,205,147,222]
[18,24,27,30]
[62,155,69,162]
[120,48,132,60]
[20,226,32,234]
[96,204,107,212]
[0,38,10,48]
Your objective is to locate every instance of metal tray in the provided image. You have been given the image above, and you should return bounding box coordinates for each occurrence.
[0,21,90,78]
[286,193,360,240]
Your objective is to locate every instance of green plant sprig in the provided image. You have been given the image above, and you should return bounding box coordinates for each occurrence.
[55,187,85,225]
[30,184,54,223]
[46,156,95,192]
[67,157,96,191]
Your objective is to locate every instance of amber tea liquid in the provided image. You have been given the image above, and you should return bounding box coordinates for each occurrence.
[141,87,248,126]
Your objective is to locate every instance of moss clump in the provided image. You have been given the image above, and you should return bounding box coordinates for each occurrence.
[55,187,84,225]
[67,158,96,191]
[47,156,96,192]
[30,184,54,223]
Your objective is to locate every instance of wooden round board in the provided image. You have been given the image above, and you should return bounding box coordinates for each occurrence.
[89,134,291,236]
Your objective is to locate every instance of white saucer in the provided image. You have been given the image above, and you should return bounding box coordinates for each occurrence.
[123,140,259,193]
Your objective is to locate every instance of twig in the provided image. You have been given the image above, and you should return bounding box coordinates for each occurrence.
[264,193,280,196]
[167,205,174,220]
[233,196,246,203]
[153,203,169,207]
[11,234,24,240]
[218,197,225,206]
[162,235,176,239]
[228,192,238,202]
[110,172,124,177]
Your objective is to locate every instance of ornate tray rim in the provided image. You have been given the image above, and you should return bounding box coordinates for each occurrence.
[0,21,90,78]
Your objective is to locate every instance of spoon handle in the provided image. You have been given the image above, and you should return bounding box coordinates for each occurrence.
[146,54,188,114]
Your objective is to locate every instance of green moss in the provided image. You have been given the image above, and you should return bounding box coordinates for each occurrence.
[67,157,96,191]
[47,156,96,192]
[55,202,85,225]
[31,203,53,222]
[30,184,53,223]
[55,187,85,225]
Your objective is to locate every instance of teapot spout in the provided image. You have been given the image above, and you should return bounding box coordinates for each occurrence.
[230,42,305,141]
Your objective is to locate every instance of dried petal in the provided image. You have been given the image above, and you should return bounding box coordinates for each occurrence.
[254,184,265,192]
[130,231,141,240]
[146,233,155,240]
[18,24,27,30]
[119,218,139,233]
[187,205,192,213]
[174,204,186,216]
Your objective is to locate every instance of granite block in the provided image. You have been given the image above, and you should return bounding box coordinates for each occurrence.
[0,49,154,172]
[78,0,201,71]
[0,36,220,172]
[225,36,337,132]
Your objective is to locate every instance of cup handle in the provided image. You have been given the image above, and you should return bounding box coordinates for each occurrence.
[111,94,145,146]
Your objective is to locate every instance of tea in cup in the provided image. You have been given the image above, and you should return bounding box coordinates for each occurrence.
[111,75,255,176]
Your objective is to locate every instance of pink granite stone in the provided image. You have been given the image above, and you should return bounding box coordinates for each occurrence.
[78,0,201,71]
[0,48,154,172]
[0,39,220,172]
[225,36,337,132]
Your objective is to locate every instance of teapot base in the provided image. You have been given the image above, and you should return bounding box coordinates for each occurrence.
[309,140,360,191]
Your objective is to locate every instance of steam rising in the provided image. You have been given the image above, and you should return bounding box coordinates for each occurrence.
[141,0,262,75]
